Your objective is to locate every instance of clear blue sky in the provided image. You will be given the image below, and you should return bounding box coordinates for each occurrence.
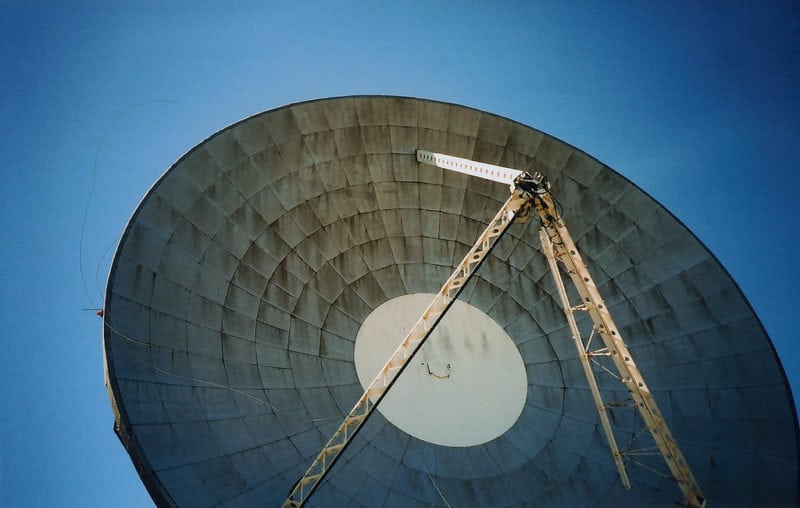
[2,2,798,506]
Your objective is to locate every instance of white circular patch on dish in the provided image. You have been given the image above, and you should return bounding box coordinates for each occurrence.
[354,293,528,447]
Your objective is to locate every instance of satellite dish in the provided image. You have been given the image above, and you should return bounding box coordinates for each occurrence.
[103,96,799,506]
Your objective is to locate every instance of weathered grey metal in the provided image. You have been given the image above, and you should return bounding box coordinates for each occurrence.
[103,96,799,507]
[285,192,528,507]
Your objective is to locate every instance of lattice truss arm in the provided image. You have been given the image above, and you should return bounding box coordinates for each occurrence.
[533,192,706,508]
[283,192,530,507]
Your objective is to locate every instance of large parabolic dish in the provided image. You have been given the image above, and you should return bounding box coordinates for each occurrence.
[103,96,799,507]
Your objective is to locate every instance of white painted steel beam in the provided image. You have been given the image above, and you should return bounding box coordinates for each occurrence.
[416,149,524,188]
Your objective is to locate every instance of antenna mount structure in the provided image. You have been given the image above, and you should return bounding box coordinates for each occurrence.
[284,150,706,508]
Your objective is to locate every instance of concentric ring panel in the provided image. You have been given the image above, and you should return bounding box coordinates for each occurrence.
[103,96,799,507]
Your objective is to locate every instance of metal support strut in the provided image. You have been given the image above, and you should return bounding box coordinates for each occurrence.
[532,191,706,508]
[283,191,529,507]
[539,227,632,491]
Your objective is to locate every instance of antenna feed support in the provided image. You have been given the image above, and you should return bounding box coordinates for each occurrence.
[514,171,550,197]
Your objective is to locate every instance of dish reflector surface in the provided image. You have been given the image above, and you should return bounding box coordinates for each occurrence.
[103,96,798,507]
